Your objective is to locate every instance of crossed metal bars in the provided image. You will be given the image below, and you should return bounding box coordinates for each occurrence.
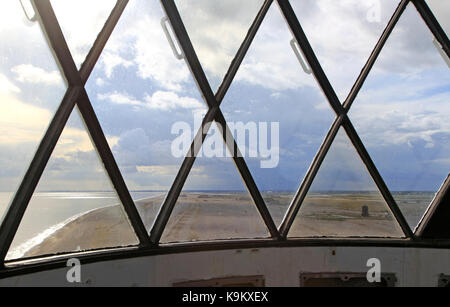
[0,0,149,264]
[151,0,280,243]
[0,0,448,268]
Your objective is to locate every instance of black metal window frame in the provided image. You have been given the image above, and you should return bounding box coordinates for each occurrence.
[0,0,449,274]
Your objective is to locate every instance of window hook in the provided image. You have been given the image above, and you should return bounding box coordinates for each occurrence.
[161,16,184,60]
[19,0,38,22]
[290,38,312,75]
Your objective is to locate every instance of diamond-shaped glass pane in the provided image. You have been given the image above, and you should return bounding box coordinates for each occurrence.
[291,0,401,102]
[161,123,269,243]
[85,0,207,232]
[6,108,138,261]
[289,128,404,238]
[349,4,450,229]
[0,2,66,225]
[174,0,265,92]
[50,0,117,68]
[221,3,335,226]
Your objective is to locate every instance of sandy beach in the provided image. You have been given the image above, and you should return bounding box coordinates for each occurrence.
[23,192,404,258]
[160,193,269,243]
[24,205,139,258]
[290,193,404,237]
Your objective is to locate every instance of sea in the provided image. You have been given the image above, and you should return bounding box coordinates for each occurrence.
[0,191,435,260]
[0,191,163,260]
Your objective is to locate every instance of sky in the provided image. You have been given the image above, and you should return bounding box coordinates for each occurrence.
[0,0,449,204]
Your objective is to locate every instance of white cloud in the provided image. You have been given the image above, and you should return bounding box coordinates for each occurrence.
[130,16,190,92]
[144,91,203,110]
[370,5,446,75]
[98,91,143,107]
[101,52,133,78]
[285,1,446,102]
[50,0,118,67]
[347,3,450,150]
[98,90,203,111]
[351,87,450,149]
[43,0,445,99]
[0,93,52,144]
[52,127,93,159]
[0,88,99,163]
[95,78,106,87]
[175,0,264,85]
[12,64,61,86]
[234,4,317,91]
[51,112,117,162]
[429,158,450,166]
[136,165,179,176]
[314,102,330,111]
[270,92,282,99]
[97,1,192,92]
[0,74,20,94]
[106,135,119,149]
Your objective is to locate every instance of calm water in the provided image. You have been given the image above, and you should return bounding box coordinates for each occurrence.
[0,191,436,259]
[0,191,162,259]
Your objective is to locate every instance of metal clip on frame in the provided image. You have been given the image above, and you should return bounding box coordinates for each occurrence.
[290,38,312,75]
[161,16,184,60]
[19,0,38,22]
